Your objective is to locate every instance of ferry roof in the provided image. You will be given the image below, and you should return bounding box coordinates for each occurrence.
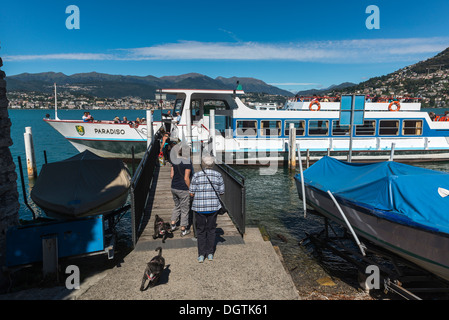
[159,88,245,95]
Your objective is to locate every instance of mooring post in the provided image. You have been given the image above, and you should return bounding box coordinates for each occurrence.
[297,143,307,217]
[209,108,216,157]
[306,149,310,168]
[42,235,59,282]
[146,109,153,148]
[289,123,296,169]
[24,127,37,179]
[389,142,396,161]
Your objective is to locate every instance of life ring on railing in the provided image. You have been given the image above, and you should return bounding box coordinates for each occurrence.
[309,100,321,111]
[388,101,401,111]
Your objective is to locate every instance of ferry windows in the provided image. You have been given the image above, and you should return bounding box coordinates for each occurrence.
[308,120,329,136]
[174,99,184,117]
[379,120,399,136]
[403,120,423,136]
[331,120,350,136]
[355,120,376,136]
[261,120,281,136]
[203,100,230,115]
[190,99,202,123]
[236,120,257,136]
[284,120,305,136]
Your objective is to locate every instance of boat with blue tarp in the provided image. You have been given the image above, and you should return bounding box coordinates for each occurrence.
[295,156,449,282]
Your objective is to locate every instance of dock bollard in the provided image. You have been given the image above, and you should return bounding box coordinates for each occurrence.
[24,127,37,179]
[288,123,296,169]
[146,109,153,148]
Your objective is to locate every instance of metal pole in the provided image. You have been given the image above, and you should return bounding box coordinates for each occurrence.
[327,190,366,256]
[306,149,310,168]
[17,156,36,219]
[54,83,59,120]
[297,143,307,217]
[289,123,296,168]
[389,143,396,161]
[146,109,153,148]
[185,94,192,148]
[131,146,135,174]
[209,108,216,157]
[24,127,37,179]
[348,94,355,162]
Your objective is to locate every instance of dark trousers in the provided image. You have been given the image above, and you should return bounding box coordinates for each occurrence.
[195,211,218,256]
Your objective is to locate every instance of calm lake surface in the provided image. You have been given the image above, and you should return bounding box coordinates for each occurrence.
[7,108,449,297]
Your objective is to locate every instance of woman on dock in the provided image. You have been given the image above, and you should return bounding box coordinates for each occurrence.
[170,146,193,236]
[189,155,225,263]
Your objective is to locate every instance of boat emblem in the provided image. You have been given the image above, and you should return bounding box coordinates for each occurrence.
[438,187,449,198]
[75,125,85,136]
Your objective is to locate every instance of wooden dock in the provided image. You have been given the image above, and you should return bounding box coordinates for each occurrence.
[135,164,242,250]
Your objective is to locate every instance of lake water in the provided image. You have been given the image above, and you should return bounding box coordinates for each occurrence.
[7,108,449,297]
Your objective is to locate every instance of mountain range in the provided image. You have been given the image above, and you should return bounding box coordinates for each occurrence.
[7,46,449,106]
[6,72,294,98]
[326,47,449,107]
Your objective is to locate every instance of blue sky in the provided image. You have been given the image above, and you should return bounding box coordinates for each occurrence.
[1,0,449,93]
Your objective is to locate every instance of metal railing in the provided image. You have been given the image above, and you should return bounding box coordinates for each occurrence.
[130,134,161,247]
[213,162,246,236]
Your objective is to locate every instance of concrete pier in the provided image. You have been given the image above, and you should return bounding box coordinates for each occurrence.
[0,162,300,300]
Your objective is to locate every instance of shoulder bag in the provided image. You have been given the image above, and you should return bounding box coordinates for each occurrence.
[200,166,227,215]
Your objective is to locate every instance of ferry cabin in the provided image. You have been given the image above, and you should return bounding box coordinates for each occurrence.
[162,89,449,163]
[44,88,449,163]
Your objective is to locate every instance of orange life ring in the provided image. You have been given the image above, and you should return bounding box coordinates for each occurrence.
[309,100,321,111]
[388,101,401,111]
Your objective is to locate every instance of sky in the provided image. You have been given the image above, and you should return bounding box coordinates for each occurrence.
[1,0,449,93]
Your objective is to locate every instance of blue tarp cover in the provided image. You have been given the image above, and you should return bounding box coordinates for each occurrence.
[296,156,449,234]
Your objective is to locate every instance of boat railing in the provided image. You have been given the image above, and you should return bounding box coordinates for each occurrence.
[129,129,162,247]
[288,96,422,103]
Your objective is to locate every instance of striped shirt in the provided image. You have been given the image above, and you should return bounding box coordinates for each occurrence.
[189,169,225,213]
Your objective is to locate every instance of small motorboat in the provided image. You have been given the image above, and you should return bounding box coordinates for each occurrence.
[295,156,449,282]
[31,150,131,219]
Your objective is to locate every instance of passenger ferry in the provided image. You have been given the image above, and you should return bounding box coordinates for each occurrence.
[44,88,449,163]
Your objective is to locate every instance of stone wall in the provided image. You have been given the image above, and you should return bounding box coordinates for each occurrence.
[0,57,20,270]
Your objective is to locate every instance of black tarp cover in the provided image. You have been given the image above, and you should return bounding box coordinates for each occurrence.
[31,151,131,218]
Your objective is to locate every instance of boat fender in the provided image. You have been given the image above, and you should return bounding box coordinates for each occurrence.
[309,100,321,111]
[388,101,400,111]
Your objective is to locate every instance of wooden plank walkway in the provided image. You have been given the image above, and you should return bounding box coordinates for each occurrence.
[135,164,243,250]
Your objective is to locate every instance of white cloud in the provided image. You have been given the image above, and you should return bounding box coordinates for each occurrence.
[4,37,449,63]
[125,37,449,63]
[3,53,115,62]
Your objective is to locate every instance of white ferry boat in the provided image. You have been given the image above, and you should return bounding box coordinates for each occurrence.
[44,88,449,163]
